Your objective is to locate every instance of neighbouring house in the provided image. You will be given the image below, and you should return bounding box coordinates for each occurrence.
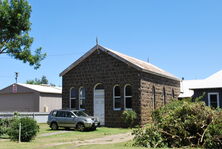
[0,83,62,112]
[179,79,202,99]
[190,70,222,108]
[60,44,180,127]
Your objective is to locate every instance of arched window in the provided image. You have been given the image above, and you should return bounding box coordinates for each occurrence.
[113,85,121,110]
[95,83,104,90]
[79,87,86,110]
[172,89,175,99]
[152,86,156,109]
[163,87,166,105]
[70,88,78,109]
[124,85,132,109]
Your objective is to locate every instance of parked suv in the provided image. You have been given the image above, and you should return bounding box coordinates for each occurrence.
[47,109,100,131]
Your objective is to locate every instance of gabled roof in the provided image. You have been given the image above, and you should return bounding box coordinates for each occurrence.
[60,45,180,81]
[179,80,202,98]
[190,70,222,89]
[17,83,62,94]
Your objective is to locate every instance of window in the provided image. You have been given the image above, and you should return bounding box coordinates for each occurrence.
[95,84,104,89]
[124,85,132,109]
[152,86,156,109]
[56,111,65,117]
[113,85,121,110]
[163,87,166,105]
[208,93,219,108]
[65,112,74,118]
[172,89,175,98]
[79,87,86,110]
[52,111,57,116]
[70,88,78,109]
[73,111,88,117]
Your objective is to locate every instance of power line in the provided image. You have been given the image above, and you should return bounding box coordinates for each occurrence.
[0,52,85,59]
[47,52,84,56]
[0,76,12,78]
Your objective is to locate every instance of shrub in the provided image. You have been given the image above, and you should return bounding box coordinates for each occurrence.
[204,111,222,148]
[0,118,16,136]
[133,125,167,148]
[8,117,39,142]
[133,98,222,148]
[121,110,137,128]
[0,119,6,136]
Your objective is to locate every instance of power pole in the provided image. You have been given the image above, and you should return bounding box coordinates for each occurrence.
[15,72,19,83]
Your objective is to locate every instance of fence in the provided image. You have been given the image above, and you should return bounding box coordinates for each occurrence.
[0,112,49,123]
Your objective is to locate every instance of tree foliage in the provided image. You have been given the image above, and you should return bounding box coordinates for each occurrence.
[26,75,48,85]
[133,98,222,148]
[0,0,46,69]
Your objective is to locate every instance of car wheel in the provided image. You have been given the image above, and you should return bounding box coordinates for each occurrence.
[76,123,85,132]
[51,122,58,130]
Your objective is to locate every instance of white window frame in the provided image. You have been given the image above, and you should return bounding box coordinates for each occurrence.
[79,87,86,110]
[113,85,121,111]
[69,87,77,109]
[124,84,132,110]
[208,92,220,108]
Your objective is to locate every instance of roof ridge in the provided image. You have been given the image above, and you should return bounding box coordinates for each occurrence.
[16,83,62,94]
[60,44,180,81]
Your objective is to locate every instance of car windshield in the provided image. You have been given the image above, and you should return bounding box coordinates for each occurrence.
[73,111,88,117]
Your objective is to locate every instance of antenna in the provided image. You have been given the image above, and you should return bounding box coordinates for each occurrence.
[15,72,19,83]
[96,37,99,51]
[96,37,98,45]
[147,57,150,63]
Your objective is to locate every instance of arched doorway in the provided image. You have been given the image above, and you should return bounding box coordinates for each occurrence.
[94,83,105,125]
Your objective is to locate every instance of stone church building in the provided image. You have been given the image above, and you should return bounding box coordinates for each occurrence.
[60,44,180,127]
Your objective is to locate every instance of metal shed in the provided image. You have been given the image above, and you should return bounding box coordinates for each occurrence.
[0,83,62,112]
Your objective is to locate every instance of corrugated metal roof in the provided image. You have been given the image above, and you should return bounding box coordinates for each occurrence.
[17,83,62,94]
[60,45,180,81]
[179,80,202,98]
[179,70,222,98]
[190,70,222,89]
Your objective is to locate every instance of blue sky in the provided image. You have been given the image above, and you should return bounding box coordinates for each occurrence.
[1,0,222,88]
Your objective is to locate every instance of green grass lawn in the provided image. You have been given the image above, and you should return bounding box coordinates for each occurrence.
[0,123,131,149]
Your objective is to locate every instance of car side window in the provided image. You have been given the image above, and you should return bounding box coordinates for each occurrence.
[56,111,65,117]
[55,111,59,117]
[66,112,74,118]
[52,111,57,116]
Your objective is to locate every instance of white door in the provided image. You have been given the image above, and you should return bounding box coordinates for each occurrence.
[94,89,105,125]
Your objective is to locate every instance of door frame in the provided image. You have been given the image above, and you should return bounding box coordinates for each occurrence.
[93,83,105,125]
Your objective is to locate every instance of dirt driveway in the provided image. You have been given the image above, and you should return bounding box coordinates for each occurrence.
[44,132,133,148]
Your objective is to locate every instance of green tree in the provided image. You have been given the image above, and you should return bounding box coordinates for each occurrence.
[0,0,46,69]
[26,75,48,85]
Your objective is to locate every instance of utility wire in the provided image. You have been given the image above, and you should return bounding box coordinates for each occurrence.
[0,52,84,59]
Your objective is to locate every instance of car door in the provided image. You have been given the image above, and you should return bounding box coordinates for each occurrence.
[55,111,67,127]
[64,112,76,128]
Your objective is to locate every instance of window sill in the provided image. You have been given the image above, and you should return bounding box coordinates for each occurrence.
[124,108,132,110]
[113,108,121,111]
